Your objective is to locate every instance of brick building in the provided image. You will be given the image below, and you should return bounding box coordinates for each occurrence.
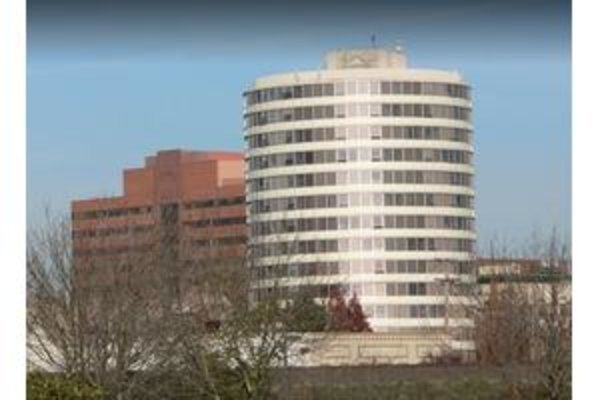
[71,150,247,291]
[477,258,544,278]
[476,257,571,305]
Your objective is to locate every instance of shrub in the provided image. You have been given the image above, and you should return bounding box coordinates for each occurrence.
[27,372,103,400]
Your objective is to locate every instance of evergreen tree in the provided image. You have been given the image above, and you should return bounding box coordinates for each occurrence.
[287,292,328,332]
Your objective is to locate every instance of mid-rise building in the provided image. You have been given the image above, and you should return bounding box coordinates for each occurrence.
[71,149,246,288]
[244,47,476,334]
[477,258,544,278]
[477,257,571,305]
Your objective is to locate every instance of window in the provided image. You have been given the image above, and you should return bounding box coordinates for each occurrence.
[348,149,358,162]
[338,239,349,252]
[372,148,382,162]
[373,193,383,206]
[374,215,384,229]
[357,80,369,94]
[288,264,298,277]
[346,80,357,95]
[408,282,426,295]
[338,194,349,207]
[334,81,344,95]
[358,103,369,116]
[347,103,357,117]
[381,81,391,94]
[369,80,380,95]
[359,148,372,162]
[371,126,382,140]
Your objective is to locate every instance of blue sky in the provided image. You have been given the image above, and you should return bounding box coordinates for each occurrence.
[27,0,571,250]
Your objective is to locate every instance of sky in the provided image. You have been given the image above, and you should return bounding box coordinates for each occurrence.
[27,0,571,251]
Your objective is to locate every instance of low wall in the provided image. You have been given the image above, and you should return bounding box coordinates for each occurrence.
[289,331,473,366]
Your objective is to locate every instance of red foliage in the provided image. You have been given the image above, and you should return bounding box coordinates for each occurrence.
[326,289,372,332]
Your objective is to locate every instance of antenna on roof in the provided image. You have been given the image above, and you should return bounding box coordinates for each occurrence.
[371,34,377,48]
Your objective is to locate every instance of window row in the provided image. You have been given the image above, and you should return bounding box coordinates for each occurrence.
[364,303,469,319]
[183,216,246,229]
[73,224,154,239]
[385,237,473,252]
[251,237,474,257]
[73,197,246,221]
[246,126,472,149]
[365,304,448,319]
[255,283,468,316]
[245,103,471,127]
[355,281,438,297]
[253,283,339,300]
[385,259,474,275]
[249,170,473,192]
[192,236,247,247]
[381,327,473,336]
[252,259,474,279]
[183,196,245,210]
[73,243,154,257]
[250,215,474,236]
[254,285,451,319]
[384,192,473,208]
[250,192,473,214]
[383,170,472,186]
[244,80,470,105]
[72,206,154,221]
[248,148,472,170]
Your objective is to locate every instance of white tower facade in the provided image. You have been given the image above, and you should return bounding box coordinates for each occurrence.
[244,48,475,334]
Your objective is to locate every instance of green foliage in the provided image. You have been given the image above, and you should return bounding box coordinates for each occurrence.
[27,373,103,400]
[477,270,571,284]
[286,293,328,332]
[202,351,261,400]
[288,378,563,400]
[171,299,293,400]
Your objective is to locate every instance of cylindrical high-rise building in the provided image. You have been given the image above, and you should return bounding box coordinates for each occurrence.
[244,47,475,334]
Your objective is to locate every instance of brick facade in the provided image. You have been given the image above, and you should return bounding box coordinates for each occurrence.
[71,150,247,286]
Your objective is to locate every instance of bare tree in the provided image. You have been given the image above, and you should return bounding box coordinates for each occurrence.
[145,227,327,400]
[27,207,330,399]
[27,211,171,400]
[471,229,571,399]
